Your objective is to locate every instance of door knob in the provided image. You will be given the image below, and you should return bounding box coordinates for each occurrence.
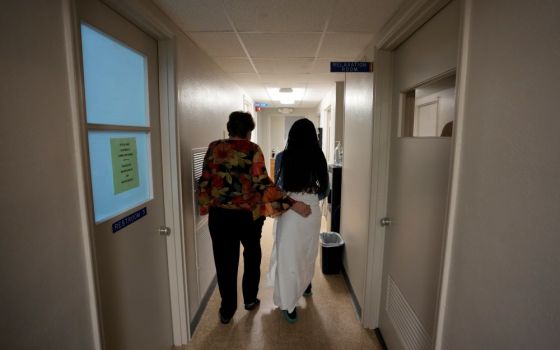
[380,217,392,227]
[158,226,171,236]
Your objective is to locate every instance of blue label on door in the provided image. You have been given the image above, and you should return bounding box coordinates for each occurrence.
[112,207,147,233]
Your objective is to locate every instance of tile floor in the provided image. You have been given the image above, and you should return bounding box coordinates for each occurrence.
[180,218,382,350]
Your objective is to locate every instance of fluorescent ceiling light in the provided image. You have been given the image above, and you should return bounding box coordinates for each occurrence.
[266,87,305,105]
[280,96,295,105]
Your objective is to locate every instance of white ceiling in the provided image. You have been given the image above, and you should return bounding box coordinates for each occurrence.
[153,0,406,108]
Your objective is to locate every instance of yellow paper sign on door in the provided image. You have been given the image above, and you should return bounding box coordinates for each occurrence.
[111,137,139,194]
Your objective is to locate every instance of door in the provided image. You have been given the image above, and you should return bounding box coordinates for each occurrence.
[377,2,459,349]
[78,0,172,349]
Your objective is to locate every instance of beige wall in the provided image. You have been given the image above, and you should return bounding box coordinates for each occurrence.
[0,1,98,349]
[0,0,249,347]
[174,17,246,321]
[442,0,560,348]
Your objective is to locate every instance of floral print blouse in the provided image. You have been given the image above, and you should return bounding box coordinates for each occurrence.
[198,139,294,220]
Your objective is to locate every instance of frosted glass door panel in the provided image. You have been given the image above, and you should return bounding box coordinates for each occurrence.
[89,131,152,222]
[81,24,148,126]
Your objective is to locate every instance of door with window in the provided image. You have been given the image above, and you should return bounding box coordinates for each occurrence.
[78,0,172,349]
[377,2,459,349]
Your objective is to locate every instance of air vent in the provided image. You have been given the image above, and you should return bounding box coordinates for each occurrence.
[386,275,432,350]
[192,147,208,226]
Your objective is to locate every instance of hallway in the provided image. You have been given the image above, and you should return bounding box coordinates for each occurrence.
[3,0,560,349]
[180,219,381,350]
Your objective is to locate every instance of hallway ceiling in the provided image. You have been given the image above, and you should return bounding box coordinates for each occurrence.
[153,0,406,108]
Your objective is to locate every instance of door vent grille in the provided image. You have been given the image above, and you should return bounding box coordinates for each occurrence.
[192,147,207,227]
[386,275,431,350]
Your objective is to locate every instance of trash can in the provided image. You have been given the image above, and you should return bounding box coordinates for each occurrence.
[320,232,344,275]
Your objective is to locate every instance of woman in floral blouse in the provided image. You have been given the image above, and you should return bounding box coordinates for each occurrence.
[198,111,311,324]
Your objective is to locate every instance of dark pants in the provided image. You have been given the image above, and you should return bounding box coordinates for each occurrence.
[208,207,265,319]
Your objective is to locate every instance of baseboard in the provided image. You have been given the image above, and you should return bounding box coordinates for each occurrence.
[341,265,362,318]
[374,328,389,350]
[189,275,217,335]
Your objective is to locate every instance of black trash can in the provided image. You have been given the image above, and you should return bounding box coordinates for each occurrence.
[320,232,345,275]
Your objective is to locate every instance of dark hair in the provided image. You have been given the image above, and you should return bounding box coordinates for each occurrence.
[279,118,328,195]
[227,111,255,138]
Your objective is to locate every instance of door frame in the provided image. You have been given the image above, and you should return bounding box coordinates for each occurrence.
[361,1,464,347]
[68,0,190,346]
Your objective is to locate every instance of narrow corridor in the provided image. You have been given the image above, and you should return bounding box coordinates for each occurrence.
[180,219,381,350]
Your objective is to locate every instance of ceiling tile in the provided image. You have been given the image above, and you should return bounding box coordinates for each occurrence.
[238,85,270,102]
[229,73,261,84]
[153,0,231,32]
[253,58,314,74]
[213,58,255,74]
[188,32,245,57]
[241,33,321,58]
[154,0,406,110]
[260,74,311,85]
[223,0,336,32]
[328,0,406,33]
[306,73,344,83]
[319,33,375,59]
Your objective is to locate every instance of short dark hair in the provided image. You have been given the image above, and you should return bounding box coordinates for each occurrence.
[227,111,255,137]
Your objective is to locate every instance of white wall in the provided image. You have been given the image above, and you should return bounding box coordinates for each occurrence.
[0,1,98,349]
[340,72,374,312]
[441,0,560,348]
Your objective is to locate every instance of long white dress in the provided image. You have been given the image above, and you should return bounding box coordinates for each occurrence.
[267,192,321,313]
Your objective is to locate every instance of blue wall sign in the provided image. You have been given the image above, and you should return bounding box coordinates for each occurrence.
[255,102,269,107]
[330,62,372,73]
[112,207,147,233]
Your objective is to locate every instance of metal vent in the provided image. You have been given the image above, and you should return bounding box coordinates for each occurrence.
[386,275,432,350]
[192,148,206,188]
[192,147,208,226]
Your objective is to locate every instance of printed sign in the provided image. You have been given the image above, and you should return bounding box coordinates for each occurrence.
[255,102,269,107]
[110,137,139,194]
[112,207,147,233]
[330,62,372,73]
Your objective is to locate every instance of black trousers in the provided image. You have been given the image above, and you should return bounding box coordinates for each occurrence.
[208,207,265,319]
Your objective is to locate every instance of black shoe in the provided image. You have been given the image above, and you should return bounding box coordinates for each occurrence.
[219,311,232,324]
[244,298,261,311]
[283,308,297,324]
[303,284,312,297]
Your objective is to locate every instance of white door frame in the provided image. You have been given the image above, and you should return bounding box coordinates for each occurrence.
[361,1,463,344]
[70,0,191,345]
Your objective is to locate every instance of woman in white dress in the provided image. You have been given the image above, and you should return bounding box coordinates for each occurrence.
[268,118,329,323]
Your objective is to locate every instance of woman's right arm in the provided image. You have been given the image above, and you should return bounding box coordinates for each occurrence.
[251,146,310,218]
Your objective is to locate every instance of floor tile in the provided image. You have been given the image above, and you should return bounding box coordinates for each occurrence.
[183,217,382,350]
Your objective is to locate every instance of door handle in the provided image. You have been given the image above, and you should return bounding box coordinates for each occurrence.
[158,226,171,236]
[380,217,392,227]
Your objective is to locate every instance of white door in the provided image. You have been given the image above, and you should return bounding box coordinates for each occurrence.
[78,1,172,349]
[377,2,459,349]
